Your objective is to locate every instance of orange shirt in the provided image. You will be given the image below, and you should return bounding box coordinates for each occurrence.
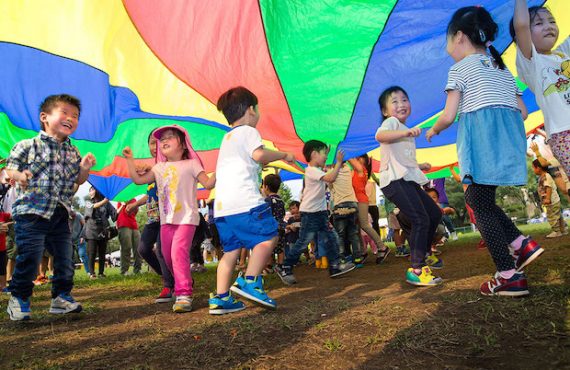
[352,168,369,203]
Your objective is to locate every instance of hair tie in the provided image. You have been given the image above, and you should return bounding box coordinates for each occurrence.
[485,40,492,48]
[479,29,487,43]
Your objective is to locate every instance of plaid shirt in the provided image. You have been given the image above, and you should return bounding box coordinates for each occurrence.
[6,132,81,219]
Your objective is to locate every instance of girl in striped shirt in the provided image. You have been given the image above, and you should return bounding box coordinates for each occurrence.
[426,6,544,297]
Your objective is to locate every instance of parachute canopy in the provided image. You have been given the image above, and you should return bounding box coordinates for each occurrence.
[1,0,567,200]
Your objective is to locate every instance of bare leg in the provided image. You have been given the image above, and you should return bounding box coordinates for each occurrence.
[216,249,240,295]
[245,237,277,277]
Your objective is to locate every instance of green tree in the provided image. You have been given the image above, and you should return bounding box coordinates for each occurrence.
[279,183,293,208]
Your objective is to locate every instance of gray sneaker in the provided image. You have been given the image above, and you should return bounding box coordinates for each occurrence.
[274,264,297,285]
[49,293,82,315]
[329,262,356,278]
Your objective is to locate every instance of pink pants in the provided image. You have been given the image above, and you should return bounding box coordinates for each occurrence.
[160,224,196,297]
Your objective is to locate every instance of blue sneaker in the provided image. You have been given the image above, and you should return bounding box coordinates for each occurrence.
[49,293,82,315]
[7,296,31,321]
[230,275,276,310]
[208,293,246,315]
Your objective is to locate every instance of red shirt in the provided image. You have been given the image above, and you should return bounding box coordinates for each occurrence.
[352,168,369,203]
[0,212,11,252]
[116,199,139,230]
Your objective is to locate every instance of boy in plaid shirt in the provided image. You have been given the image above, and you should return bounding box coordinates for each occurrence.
[5,94,95,321]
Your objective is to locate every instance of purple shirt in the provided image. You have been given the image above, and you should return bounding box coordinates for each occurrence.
[432,178,448,204]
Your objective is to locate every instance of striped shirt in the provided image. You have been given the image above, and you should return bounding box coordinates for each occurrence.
[6,132,81,219]
[446,54,521,114]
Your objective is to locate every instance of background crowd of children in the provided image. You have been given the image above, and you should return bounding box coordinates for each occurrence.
[1,0,568,320]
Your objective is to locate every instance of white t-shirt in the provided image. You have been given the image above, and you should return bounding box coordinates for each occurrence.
[214,125,265,217]
[516,37,570,138]
[300,166,327,213]
[376,117,428,189]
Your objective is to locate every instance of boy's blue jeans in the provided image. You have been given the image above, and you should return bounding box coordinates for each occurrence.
[11,205,75,300]
[284,211,340,267]
[332,202,361,258]
[76,241,90,274]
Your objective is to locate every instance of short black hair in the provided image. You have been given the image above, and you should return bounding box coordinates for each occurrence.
[302,140,328,162]
[425,187,440,198]
[289,200,300,208]
[39,94,81,130]
[263,174,282,193]
[532,159,548,171]
[378,86,409,120]
[216,86,258,125]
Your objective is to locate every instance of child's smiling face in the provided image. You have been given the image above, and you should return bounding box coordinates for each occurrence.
[382,90,411,123]
[40,102,79,141]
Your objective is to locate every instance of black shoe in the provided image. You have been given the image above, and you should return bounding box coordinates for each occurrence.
[376,248,391,264]
[274,264,297,285]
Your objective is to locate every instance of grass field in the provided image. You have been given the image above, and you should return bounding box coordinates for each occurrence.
[0,223,568,370]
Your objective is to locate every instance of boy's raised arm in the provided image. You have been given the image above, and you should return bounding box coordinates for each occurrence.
[76,153,96,185]
[252,147,295,165]
[322,150,345,183]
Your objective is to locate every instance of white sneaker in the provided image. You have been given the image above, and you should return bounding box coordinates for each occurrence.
[172,295,193,313]
[451,232,458,241]
[546,231,563,239]
[7,296,31,321]
[49,293,82,314]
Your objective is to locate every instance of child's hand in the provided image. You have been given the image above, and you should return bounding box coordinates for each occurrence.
[543,199,551,205]
[15,170,33,189]
[122,147,133,159]
[284,152,295,164]
[80,153,96,170]
[529,141,540,154]
[407,127,421,137]
[419,162,432,171]
[135,164,151,176]
[336,149,345,163]
[125,203,138,214]
[425,127,437,142]
[0,222,12,233]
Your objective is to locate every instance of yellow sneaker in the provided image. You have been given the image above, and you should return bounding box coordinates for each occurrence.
[406,266,443,287]
[315,258,322,269]
[321,256,328,269]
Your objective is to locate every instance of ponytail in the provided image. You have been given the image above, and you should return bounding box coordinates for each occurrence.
[488,45,506,70]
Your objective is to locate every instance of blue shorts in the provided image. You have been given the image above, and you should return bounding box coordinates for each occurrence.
[215,203,278,253]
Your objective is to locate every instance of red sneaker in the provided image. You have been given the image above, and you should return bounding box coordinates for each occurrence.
[477,239,487,250]
[514,238,544,272]
[480,272,529,297]
[155,287,175,303]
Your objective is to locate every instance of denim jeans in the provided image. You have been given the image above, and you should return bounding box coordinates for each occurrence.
[382,180,442,268]
[332,202,361,258]
[76,241,90,274]
[285,211,340,267]
[138,221,174,289]
[12,206,75,299]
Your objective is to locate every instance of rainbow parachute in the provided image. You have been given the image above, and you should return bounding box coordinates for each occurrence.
[1,0,567,200]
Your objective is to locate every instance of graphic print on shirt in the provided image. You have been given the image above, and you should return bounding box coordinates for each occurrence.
[542,58,570,98]
[161,164,181,217]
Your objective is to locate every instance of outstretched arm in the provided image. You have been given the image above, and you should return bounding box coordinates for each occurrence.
[252,147,295,166]
[322,150,345,183]
[513,0,533,59]
[426,90,460,141]
[122,147,155,185]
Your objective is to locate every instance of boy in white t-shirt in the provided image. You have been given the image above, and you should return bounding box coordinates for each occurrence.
[209,87,295,315]
[275,140,356,285]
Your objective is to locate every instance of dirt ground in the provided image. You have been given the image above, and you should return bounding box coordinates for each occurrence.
[0,230,569,370]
